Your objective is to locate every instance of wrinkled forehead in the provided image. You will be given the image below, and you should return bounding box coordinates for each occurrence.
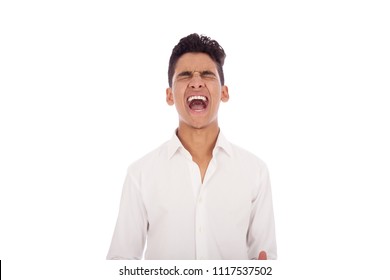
[174,52,218,73]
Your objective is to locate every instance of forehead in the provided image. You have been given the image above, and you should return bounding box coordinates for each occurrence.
[174,52,218,73]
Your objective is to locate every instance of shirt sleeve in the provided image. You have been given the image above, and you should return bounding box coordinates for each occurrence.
[246,162,277,260]
[106,168,148,260]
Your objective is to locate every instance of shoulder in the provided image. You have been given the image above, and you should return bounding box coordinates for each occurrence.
[229,141,269,171]
[218,132,268,169]
[126,140,170,175]
[225,139,271,193]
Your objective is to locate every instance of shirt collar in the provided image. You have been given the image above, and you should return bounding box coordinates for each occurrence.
[167,129,233,160]
[167,131,186,160]
[214,131,233,157]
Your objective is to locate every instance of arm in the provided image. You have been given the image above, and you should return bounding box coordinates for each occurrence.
[247,163,277,260]
[106,170,147,260]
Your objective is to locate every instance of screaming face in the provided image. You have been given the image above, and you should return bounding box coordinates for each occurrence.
[166,52,229,130]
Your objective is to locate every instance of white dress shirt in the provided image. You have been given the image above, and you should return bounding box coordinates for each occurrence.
[107,132,277,260]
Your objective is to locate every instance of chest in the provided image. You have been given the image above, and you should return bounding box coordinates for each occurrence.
[195,158,211,183]
[141,156,257,222]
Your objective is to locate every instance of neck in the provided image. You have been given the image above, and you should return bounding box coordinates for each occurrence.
[177,122,220,161]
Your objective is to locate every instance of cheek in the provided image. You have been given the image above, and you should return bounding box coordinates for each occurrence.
[172,85,186,102]
[209,85,223,99]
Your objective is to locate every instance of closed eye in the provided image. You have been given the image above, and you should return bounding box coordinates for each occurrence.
[200,71,217,79]
[175,70,218,82]
[177,71,193,79]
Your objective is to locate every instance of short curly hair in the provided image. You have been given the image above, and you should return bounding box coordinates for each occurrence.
[168,33,226,87]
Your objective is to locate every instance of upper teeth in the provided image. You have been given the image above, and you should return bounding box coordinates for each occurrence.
[187,95,207,102]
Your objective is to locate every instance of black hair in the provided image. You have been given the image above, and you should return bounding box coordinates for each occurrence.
[168,33,226,87]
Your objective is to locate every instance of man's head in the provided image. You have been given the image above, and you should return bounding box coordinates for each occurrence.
[166,34,229,130]
[168,33,226,87]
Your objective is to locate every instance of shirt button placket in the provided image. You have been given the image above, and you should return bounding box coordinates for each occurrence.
[195,189,206,260]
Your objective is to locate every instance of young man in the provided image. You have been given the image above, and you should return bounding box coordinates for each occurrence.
[107,34,277,260]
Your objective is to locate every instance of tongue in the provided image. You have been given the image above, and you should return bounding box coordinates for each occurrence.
[189,100,207,110]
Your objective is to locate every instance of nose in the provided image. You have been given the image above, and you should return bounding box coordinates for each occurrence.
[188,72,205,89]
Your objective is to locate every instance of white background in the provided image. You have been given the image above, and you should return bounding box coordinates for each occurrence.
[1,0,389,279]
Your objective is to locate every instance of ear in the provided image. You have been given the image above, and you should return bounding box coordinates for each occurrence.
[166,88,174,105]
[221,85,229,102]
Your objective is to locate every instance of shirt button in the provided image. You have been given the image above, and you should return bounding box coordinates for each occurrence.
[198,226,202,233]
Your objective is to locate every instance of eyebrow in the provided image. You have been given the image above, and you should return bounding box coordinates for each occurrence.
[176,70,217,78]
[177,71,193,77]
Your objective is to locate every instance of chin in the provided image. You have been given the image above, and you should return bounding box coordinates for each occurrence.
[192,125,207,130]
[180,116,217,130]
[187,122,205,129]
[189,120,216,130]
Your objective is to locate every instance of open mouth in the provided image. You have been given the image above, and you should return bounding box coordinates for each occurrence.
[187,95,209,111]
